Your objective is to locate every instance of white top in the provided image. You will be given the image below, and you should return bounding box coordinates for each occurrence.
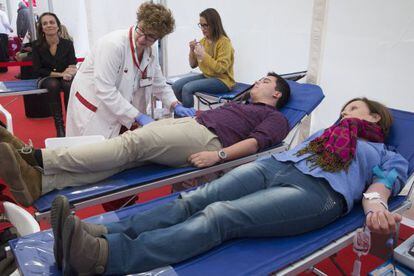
[0,10,13,34]
[66,27,177,138]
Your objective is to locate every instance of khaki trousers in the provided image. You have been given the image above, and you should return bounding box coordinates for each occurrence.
[42,118,222,193]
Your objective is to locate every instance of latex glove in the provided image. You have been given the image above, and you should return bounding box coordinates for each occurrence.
[188,151,220,168]
[174,104,196,117]
[194,43,206,60]
[135,114,154,126]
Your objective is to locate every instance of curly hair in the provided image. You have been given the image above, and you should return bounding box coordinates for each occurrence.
[137,2,175,39]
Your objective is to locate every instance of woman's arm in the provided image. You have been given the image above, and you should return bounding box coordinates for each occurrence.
[188,40,198,68]
[363,183,401,234]
[363,149,409,234]
[197,38,233,75]
[189,51,198,68]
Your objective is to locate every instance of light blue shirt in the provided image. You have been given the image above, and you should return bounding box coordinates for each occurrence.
[274,130,409,213]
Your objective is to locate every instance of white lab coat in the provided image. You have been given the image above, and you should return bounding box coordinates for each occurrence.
[66,27,177,138]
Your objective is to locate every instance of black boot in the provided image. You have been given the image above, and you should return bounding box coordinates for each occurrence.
[49,103,65,137]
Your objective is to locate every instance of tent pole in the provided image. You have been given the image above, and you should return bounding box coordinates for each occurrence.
[48,0,54,12]
[295,0,329,145]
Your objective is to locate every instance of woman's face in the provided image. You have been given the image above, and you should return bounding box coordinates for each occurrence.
[135,23,158,48]
[199,16,211,38]
[341,100,381,123]
[41,15,59,36]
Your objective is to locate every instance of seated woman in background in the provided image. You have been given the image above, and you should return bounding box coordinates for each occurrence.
[51,97,408,275]
[32,12,77,137]
[172,8,235,108]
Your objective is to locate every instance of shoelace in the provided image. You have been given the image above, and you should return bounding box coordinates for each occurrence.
[17,139,33,154]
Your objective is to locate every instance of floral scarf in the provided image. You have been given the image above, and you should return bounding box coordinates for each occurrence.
[296,118,384,172]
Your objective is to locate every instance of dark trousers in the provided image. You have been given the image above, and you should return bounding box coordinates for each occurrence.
[40,77,72,108]
[0,34,9,72]
[39,77,73,137]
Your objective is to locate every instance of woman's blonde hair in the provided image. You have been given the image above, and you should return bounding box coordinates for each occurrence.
[137,2,175,39]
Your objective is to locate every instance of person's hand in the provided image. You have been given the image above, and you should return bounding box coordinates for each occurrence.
[64,66,77,77]
[62,73,72,81]
[189,39,197,52]
[135,114,154,126]
[365,209,402,235]
[188,151,220,168]
[194,43,206,60]
[174,104,196,117]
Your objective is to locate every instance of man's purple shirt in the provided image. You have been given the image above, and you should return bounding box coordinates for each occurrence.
[196,102,289,150]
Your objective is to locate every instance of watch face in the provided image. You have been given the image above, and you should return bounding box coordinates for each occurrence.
[219,150,227,159]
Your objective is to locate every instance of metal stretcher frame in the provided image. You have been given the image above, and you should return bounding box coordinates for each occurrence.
[32,79,324,222]
[10,108,414,276]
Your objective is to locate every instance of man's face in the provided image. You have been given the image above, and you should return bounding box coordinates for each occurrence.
[250,76,279,100]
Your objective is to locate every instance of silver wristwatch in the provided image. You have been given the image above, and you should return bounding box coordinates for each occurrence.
[218,149,228,161]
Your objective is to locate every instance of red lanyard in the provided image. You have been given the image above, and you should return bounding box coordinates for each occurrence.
[129,26,148,78]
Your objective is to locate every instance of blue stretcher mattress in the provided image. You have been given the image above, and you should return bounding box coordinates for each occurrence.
[9,194,407,275]
[33,80,325,213]
[0,79,38,92]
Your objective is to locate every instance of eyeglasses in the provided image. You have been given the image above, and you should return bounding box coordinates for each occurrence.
[135,26,158,43]
[197,23,209,29]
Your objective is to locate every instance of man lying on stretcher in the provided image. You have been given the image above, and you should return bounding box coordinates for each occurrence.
[0,72,291,206]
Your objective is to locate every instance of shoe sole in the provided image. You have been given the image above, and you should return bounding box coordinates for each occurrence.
[51,195,70,269]
[0,143,34,206]
[62,216,76,276]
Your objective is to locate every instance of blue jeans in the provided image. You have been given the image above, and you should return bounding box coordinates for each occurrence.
[172,74,229,108]
[104,158,344,274]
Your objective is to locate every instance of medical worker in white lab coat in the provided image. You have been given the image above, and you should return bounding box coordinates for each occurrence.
[66,2,195,138]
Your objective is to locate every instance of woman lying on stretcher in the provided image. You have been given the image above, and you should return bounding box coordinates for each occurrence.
[11,98,414,275]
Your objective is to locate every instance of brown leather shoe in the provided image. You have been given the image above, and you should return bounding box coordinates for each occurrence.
[51,195,71,269]
[51,196,107,269]
[0,126,38,166]
[0,142,42,206]
[63,215,108,275]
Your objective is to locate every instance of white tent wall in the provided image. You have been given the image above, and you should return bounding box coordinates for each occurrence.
[83,0,146,50]
[311,0,414,133]
[165,0,313,83]
[52,0,89,57]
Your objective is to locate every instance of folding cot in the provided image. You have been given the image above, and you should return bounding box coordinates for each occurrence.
[31,79,324,222]
[9,107,414,275]
[0,79,47,133]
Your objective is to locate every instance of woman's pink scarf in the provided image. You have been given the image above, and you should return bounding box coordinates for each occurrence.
[297,118,384,172]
